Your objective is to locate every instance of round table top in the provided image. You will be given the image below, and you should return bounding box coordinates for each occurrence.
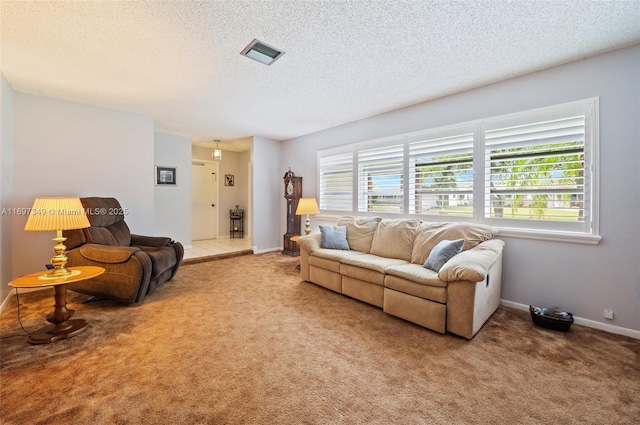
[8,266,105,288]
[290,235,302,242]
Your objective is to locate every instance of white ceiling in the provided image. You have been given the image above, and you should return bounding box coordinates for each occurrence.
[1,1,639,150]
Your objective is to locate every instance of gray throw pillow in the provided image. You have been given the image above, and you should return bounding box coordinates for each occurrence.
[320,225,350,250]
[424,239,465,272]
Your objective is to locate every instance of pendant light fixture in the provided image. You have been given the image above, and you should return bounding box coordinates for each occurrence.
[212,140,222,161]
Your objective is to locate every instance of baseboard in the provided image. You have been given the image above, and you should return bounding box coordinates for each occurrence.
[500,299,640,339]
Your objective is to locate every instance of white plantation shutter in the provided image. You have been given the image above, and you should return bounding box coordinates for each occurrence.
[484,115,587,225]
[358,143,404,213]
[315,98,598,241]
[318,150,353,211]
[409,132,474,217]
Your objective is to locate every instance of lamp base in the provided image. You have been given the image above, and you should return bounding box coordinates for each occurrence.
[28,319,89,345]
[304,216,311,235]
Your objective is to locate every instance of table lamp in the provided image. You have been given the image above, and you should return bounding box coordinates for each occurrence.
[295,198,319,235]
[24,197,91,279]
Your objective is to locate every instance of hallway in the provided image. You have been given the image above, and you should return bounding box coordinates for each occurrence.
[183,238,253,264]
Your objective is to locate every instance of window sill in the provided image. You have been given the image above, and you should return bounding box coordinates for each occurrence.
[495,227,602,245]
[317,213,602,245]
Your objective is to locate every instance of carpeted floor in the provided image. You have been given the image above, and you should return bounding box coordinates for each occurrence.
[1,252,638,425]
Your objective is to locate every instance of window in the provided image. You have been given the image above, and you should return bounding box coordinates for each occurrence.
[358,143,404,213]
[317,99,599,242]
[409,131,474,217]
[318,149,353,211]
[481,100,597,236]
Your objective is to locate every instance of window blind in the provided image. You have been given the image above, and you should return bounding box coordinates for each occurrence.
[318,150,353,211]
[358,143,404,213]
[409,133,474,217]
[485,116,586,222]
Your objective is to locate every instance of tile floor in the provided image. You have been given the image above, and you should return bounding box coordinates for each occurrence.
[184,238,253,260]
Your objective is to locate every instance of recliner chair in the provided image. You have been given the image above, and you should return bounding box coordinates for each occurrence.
[63,197,184,304]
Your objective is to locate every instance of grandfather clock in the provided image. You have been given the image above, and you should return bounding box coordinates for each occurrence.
[283,168,302,256]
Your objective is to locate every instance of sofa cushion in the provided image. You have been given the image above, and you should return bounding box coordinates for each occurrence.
[320,225,350,250]
[310,249,366,273]
[385,263,447,288]
[411,222,497,265]
[424,239,464,272]
[85,220,132,246]
[370,219,421,262]
[341,253,408,274]
[337,216,382,253]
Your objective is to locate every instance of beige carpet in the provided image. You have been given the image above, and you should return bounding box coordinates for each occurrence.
[1,252,638,425]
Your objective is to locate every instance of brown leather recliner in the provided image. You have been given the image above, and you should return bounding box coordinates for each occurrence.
[63,197,184,304]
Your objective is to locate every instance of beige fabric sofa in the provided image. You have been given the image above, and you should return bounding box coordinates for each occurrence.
[297,217,505,339]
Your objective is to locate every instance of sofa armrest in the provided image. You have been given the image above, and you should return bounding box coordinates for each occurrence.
[438,239,505,283]
[131,234,172,247]
[297,233,322,254]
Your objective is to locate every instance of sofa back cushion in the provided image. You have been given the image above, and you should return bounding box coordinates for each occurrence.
[370,219,421,262]
[411,222,496,265]
[80,197,132,246]
[85,220,132,246]
[337,216,382,253]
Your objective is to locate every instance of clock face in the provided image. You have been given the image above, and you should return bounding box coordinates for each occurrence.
[286,180,294,195]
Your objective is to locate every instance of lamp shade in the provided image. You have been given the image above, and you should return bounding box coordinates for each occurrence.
[24,197,90,231]
[295,198,319,215]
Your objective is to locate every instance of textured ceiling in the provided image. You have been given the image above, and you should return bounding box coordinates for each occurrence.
[1,1,639,149]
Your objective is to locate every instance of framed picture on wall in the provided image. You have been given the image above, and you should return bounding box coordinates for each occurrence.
[225,174,234,186]
[155,166,177,185]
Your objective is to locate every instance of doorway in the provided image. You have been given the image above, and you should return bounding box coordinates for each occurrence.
[192,161,219,240]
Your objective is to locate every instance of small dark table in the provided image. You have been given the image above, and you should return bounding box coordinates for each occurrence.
[230,209,244,238]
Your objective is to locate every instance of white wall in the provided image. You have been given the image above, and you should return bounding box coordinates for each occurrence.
[251,136,282,253]
[0,73,14,303]
[154,132,192,246]
[282,45,640,333]
[11,93,155,278]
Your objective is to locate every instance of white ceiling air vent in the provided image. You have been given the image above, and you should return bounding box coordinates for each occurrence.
[240,39,285,65]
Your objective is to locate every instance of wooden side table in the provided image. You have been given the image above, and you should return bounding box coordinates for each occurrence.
[8,266,105,344]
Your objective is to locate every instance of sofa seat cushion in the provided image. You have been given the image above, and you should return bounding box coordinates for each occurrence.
[341,254,408,285]
[341,254,408,274]
[312,248,366,262]
[384,274,447,304]
[385,263,447,288]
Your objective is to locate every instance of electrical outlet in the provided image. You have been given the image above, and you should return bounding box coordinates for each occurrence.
[604,309,614,320]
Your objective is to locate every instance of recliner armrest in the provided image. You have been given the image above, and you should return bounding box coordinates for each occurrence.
[77,244,142,264]
[438,239,505,283]
[298,233,322,254]
[131,234,172,247]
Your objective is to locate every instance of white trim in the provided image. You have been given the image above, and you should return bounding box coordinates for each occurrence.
[496,227,602,245]
[501,299,639,339]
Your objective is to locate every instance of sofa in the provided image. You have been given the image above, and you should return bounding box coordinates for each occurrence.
[297,216,505,339]
[63,197,184,304]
